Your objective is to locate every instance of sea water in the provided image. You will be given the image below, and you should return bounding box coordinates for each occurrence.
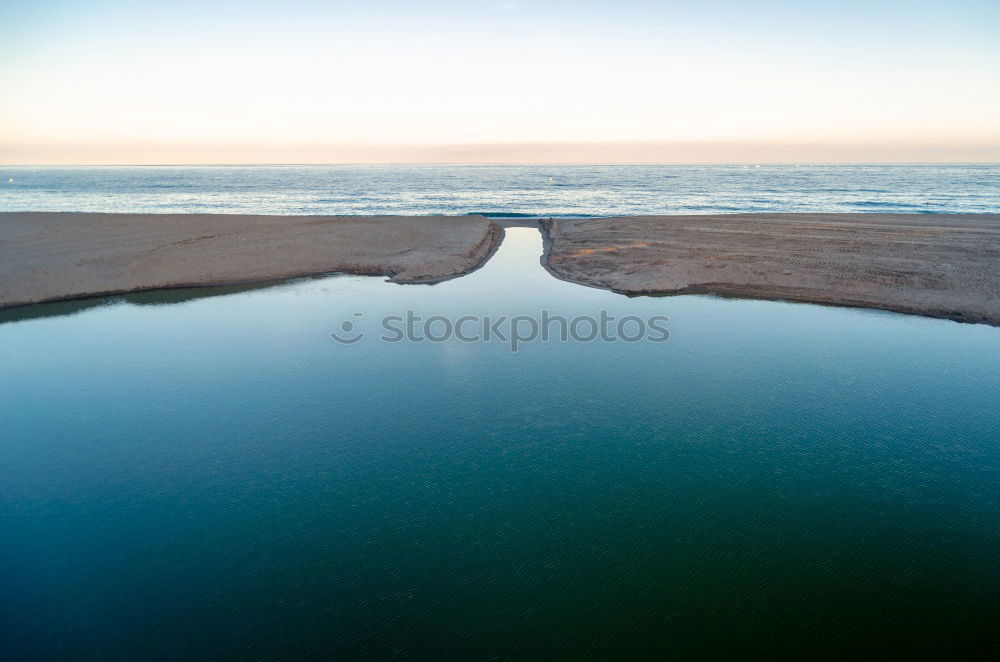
[2,164,999,216]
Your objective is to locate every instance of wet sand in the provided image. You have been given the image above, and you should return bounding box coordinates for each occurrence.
[0,212,500,308]
[542,213,1000,326]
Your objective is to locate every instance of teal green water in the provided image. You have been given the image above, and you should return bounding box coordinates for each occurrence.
[2,229,998,659]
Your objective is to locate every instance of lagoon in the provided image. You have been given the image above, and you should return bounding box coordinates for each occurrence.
[2,228,998,658]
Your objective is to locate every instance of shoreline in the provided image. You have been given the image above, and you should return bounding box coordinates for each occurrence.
[2,212,998,326]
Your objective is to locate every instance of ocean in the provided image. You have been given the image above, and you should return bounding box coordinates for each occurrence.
[2,164,999,216]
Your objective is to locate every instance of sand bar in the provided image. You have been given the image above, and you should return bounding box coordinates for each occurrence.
[0,212,500,308]
[542,213,1000,326]
[3,212,999,326]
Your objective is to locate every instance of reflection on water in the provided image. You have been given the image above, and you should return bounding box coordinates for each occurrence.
[0,282,288,325]
[2,229,999,659]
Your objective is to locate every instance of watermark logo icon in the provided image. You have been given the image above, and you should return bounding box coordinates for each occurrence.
[329,312,365,344]
[331,310,669,352]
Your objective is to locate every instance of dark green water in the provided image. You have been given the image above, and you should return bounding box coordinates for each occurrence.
[3,229,998,659]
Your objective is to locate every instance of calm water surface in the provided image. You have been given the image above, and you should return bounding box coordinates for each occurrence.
[2,229,999,658]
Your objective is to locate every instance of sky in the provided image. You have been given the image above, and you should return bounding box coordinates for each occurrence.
[1,0,998,163]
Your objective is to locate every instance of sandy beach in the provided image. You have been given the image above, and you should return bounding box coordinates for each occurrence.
[0,212,500,308]
[543,213,1000,326]
[3,211,999,325]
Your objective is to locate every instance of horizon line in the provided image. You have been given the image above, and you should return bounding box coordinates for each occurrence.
[4,162,1000,168]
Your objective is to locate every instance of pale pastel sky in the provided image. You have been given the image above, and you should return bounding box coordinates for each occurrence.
[1,0,998,163]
